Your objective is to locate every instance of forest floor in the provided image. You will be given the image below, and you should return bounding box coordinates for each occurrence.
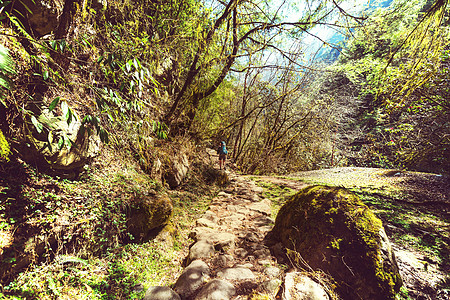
[246,166,449,299]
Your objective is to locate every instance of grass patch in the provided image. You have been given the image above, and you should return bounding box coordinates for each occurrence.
[251,179,297,217]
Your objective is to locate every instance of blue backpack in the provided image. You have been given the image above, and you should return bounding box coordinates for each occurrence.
[218,142,228,155]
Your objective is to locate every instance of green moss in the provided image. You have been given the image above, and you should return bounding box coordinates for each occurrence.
[0,129,10,161]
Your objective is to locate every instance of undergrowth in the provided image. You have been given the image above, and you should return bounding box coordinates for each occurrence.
[0,144,218,299]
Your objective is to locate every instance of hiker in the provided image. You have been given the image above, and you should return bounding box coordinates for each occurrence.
[217,141,228,170]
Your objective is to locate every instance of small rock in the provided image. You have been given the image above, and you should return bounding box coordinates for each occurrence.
[173,260,210,298]
[245,232,260,242]
[236,263,253,269]
[217,191,231,197]
[217,267,255,281]
[258,259,272,266]
[248,199,272,215]
[143,286,181,300]
[264,266,281,278]
[262,279,282,296]
[254,248,271,259]
[283,272,329,300]
[196,218,217,228]
[253,186,265,194]
[235,248,248,258]
[188,240,215,263]
[195,279,236,300]
[214,254,234,267]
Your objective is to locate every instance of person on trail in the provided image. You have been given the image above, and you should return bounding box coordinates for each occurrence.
[217,141,228,170]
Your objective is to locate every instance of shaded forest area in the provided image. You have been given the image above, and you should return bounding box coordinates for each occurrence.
[0,0,448,299]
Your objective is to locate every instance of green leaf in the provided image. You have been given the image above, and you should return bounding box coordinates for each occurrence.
[59,39,66,52]
[61,101,69,117]
[57,136,64,150]
[48,97,60,112]
[43,71,49,80]
[31,115,43,133]
[47,131,53,144]
[50,40,57,50]
[66,109,73,125]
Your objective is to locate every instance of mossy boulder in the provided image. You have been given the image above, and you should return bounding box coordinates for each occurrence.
[269,185,402,299]
[126,193,173,240]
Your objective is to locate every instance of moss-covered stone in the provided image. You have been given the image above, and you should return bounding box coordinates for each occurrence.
[269,185,402,299]
[126,193,173,240]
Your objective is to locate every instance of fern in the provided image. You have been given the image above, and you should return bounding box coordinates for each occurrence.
[0,44,14,106]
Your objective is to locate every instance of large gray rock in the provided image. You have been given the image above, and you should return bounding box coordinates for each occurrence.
[143,286,181,300]
[269,185,402,300]
[26,107,100,171]
[283,272,329,300]
[164,154,189,188]
[194,279,236,300]
[188,240,215,264]
[173,260,210,299]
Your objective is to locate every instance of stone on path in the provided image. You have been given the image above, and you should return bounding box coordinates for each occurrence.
[247,199,272,215]
[203,210,219,222]
[188,240,215,264]
[173,260,210,299]
[217,267,256,281]
[264,266,281,278]
[214,254,234,267]
[196,218,218,228]
[190,227,236,250]
[262,279,282,296]
[194,279,236,300]
[283,272,329,300]
[143,286,181,300]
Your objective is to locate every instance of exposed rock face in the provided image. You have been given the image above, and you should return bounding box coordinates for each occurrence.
[164,153,189,188]
[11,0,58,37]
[25,108,100,172]
[269,185,402,300]
[126,193,173,240]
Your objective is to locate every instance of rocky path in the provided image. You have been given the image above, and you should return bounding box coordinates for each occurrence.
[143,171,318,299]
[143,165,449,300]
